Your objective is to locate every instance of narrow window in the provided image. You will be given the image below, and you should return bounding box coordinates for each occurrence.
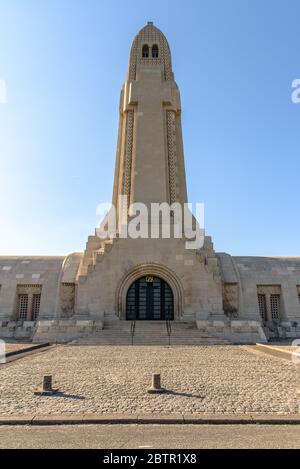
[258,294,267,321]
[18,294,29,320]
[32,294,41,320]
[152,44,159,58]
[142,45,149,58]
[270,294,281,321]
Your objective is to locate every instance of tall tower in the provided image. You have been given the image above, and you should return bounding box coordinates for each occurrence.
[30,22,272,345]
[112,22,188,212]
[75,22,223,322]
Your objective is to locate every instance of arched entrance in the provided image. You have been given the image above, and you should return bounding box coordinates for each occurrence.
[126,276,174,320]
[116,263,183,320]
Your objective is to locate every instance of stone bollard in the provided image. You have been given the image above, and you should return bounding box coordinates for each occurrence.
[34,375,59,396]
[42,375,53,392]
[147,373,165,394]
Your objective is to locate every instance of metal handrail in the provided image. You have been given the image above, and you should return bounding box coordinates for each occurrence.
[130,320,136,345]
[166,320,172,346]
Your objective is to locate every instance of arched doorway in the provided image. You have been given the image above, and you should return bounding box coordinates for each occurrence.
[126,276,174,320]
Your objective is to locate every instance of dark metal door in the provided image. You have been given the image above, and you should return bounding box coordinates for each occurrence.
[126,276,174,320]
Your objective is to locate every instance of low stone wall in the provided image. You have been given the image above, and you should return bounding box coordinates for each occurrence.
[0,321,36,340]
[276,321,300,339]
[33,319,104,343]
[196,319,267,344]
[254,343,300,362]
[0,319,104,343]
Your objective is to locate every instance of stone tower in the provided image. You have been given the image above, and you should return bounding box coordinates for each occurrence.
[72,22,224,323]
[112,21,187,214]
[1,23,294,345]
[15,22,276,345]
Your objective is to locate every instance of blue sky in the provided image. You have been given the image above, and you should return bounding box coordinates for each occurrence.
[0,0,299,256]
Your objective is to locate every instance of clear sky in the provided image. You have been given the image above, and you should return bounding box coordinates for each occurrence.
[0,0,299,256]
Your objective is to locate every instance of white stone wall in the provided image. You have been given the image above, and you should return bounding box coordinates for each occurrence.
[76,236,224,320]
[0,257,64,320]
[217,254,300,319]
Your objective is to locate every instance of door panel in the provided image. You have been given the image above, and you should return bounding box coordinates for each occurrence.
[126,276,174,320]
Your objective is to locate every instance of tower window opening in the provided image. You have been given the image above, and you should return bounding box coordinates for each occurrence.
[152,44,159,58]
[142,45,149,58]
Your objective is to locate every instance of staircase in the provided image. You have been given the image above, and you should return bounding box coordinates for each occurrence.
[72,320,228,346]
[78,237,114,284]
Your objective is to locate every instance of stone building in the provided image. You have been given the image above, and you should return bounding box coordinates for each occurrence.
[0,23,299,344]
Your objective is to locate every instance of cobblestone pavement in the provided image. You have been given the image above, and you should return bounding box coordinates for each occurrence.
[0,345,299,415]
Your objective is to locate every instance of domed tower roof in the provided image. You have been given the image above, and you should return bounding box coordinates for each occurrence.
[128,22,173,81]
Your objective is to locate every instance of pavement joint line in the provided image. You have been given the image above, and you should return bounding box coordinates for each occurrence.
[0,414,299,426]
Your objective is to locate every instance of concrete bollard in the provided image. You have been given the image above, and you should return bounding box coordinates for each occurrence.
[34,375,58,396]
[147,373,165,394]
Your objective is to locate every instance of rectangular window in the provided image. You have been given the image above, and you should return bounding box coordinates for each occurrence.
[18,294,29,320]
[16,284,42,321]
[32,294,41,320]
[270,294,281,321]
[258,294,267,321]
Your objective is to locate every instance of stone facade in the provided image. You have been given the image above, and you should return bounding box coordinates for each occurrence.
[1,23,300,343]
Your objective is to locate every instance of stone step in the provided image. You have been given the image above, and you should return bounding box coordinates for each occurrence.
[72,320,228,345]
[74,339,226,344]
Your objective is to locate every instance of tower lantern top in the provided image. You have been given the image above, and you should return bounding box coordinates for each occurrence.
[128,22,173,81]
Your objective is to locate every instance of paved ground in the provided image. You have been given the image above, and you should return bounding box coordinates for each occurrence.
[0,424,299,449]
[0,345,299,415]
